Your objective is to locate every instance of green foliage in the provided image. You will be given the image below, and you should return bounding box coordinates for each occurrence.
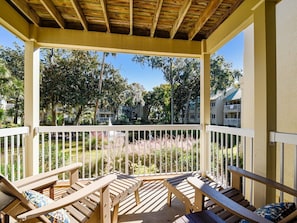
[133,55,242,124]
[101,147,199,175]
[147,84,171,123]
[210,55,242,94]
[41,142,70,172]
[0,108,5,126]
[0,44,24,124]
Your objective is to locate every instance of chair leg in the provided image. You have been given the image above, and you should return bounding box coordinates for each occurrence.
[112,204,119,223]
[134,189,140,205]
[167,191,172,207]
[4,214,9,223]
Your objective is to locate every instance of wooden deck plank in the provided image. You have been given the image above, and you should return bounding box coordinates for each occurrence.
[44,180,185,223]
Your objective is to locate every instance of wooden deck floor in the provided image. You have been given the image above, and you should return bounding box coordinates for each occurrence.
[118,180,185,223]
[52,180,186,223]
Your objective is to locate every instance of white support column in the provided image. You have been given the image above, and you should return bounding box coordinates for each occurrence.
[253,0,277,206]
[200,40,210,176]
[24,41,40,176]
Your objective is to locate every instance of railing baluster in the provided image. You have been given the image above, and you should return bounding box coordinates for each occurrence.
[295,145,297,204]
[62,132,65,180]
[41,133,45,173]
[10,136,14,181]
[280,142,284,202]
[89,131,92,179]
[16,134,20,180]
[82,132,85,178]
[101,130,104,176]
[132,130,135,175]
[22,132,26,178]
[0,138,2,174]
[4,136,8,178]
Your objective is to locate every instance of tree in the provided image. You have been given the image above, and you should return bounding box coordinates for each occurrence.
[174,58,200,123]
[97,63,128,122]
[132,56,183,124]
[0,60,12,100]
[147,84,171,123]
[40,49,101,125]
[0,43,24,124]
[136,55,242,124]
[93,52,116,124]
[210,55,242,94]
[0,61,11,126]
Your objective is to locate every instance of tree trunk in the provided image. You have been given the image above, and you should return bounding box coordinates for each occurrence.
[184,89,193,124]
[13,97,19,124]
[75,105,83,125]
[170,60,174,124]
[93,52,106,124]
[51,103,56,126]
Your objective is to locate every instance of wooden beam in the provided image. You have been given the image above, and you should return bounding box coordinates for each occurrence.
[35,27,202,58]
[40,0,65,29]
[10,0,40,26]
[130,0,133,35]
[0,0,30,41]
[99,0,110,32]
[150,0,163,37]
[188,0,223,40]
[206,0,243,38]
[206,0,259,53]
[70,0,88,31]
[170,0,192,39]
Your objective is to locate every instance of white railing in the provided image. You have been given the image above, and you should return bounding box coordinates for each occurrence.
[206,125,254,187]
[223,118,241,127]
[0,127,29,181]
[270,131,297,203]
[38,124,201,179]
[224,104,241,112]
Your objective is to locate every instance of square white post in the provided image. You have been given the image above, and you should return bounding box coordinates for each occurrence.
[24,41,40,176]
[200,40,211,176]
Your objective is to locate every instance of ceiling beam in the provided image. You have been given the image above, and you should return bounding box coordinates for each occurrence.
[70,0,88,31]
[34,27,202,58]
[10,0,40,26]
[0,0,30,41]
[40,0,65,29]
[150,0,163,37]
[170,0,192,39]
[99,0,110,32]
[188,0,223,40]
[130,0,133,35]
[206,0,259,53]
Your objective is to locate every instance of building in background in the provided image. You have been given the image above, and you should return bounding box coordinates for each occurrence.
[188,87,241,127]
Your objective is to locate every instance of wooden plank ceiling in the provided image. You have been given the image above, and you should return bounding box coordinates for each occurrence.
[7,0,243,41]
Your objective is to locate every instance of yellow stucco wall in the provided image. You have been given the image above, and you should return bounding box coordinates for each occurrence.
[276,0,297,134]
[242,0,297,202]
[276,0,297,198]
[241,24,254,130]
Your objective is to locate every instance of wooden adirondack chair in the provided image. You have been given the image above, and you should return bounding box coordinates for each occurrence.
[0,163,116,223]
[174,166,297,223]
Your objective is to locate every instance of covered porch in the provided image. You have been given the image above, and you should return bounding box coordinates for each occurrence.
[1,0,297,222]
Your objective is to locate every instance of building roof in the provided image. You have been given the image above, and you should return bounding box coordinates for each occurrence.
[225,88,241,101]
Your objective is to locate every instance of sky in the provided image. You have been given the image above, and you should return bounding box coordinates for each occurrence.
[0,26,243,91]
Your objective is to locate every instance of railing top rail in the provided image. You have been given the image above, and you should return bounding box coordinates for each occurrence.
[0,126,29,137]
[270,131,297,145]
[37,124,202,133]
[206,125,254,137]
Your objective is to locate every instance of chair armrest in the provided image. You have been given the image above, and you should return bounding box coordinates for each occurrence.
[17,174,117,221]
[14,163,83,188]
[17,176,58,192]
[187,177,273,223]
[228,166,297,197]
